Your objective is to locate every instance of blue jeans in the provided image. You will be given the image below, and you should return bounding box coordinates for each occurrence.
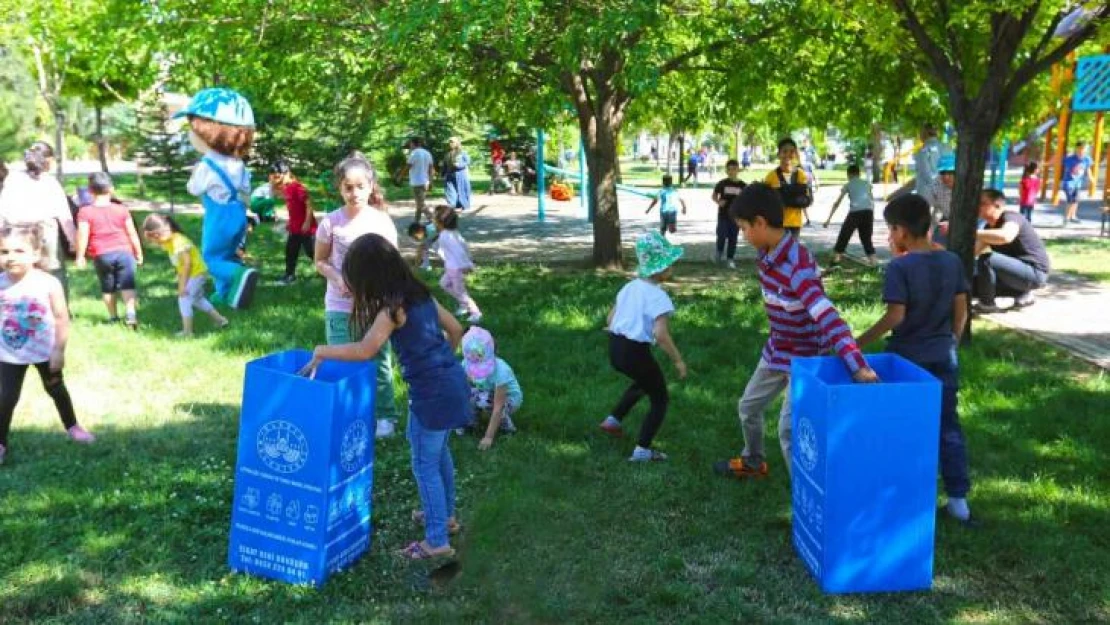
[975,253,1047,303]
[325,311,399,420]
[916,354,970,498]
[407,415,456,548]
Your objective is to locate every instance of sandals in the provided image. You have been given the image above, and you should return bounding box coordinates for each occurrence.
[411,509,462,535]
[396,541,456,561]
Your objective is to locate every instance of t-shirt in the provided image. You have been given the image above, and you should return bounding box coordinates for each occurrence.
[186,152,250,203]
[283,181,316,235]
[407,148,434,187]
[77,203,134,257]
[437,229,474,271]
[1062,154,1092,184]
[913,138,944,195]
[608,279,674,344]
[883,251,968,364]
[471,358,524,408]
[842,178,874,212]
[161,233,207,279]
[764,167,809,228]
[317,207,399,313]
[1018,176,1040,207]
[713,177,747,220]
[657,187,680,214]
[985,211,1050,274]
[922,178,952,221]
[0,270,59,364]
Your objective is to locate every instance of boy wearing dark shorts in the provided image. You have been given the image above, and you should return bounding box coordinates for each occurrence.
[75,172,143,328]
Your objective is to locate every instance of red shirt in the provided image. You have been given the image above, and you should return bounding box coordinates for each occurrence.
[283,181,316,235]
[1018,175,1040,206]
[76,203,134,257]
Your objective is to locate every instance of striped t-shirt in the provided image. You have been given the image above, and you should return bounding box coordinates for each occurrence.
[757,234,865,374]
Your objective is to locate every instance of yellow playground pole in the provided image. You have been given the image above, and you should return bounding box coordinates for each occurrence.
[1089,112,1104,195]
[1041,125,1056,201]
[1051,53,1078,205]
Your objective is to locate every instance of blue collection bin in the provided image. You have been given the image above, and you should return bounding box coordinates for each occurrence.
[790,354,941,594]
[228,350,375,586]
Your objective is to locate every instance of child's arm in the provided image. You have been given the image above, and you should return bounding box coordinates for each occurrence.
[479,384,509,451]
[75,222,90,268]
[176,253,191,296]
[644,197,658,214]
[435,299,464,350]
[652,315,687,378]
[48,278,70,373]
[791,270,877,381]
[311,308,397,366]
[125,216,144,265]
[855,303,905,349]
[313,234,347,295]
[680,197,687,215]
[824,190,847,227]
[605,305,615,330]
[952,292,969,344]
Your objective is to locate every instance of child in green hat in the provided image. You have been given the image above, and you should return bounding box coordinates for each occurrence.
[598,231,687,462]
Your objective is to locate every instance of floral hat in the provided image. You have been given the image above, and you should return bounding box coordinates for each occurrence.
[172,87,255,128]
[636,231,684,278]
[462,326,496,383]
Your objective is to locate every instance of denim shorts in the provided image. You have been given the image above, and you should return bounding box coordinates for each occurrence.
[93,251,136,293]
[1063,182,1080,204]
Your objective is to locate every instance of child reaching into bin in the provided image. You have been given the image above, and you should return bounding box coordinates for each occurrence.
[461,326,523,450]
[142,214,229,337]
[854,194,974,525]
[714,183,877,481]
[598,231,687,462]
[0,223,94,465]
[299,232,472,561]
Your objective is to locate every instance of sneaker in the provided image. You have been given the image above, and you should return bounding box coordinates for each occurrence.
[974,301,1005,314]
[499,415,517,434]
[455,307,468,316]
[467,312,483,324]
[1013,293,1036,308]
[231,267,260,310]
[713,457,768,479]
[727,260,736,269]
[375,418,397,439]
[1069,217,1082,224]
[278,275,297,286]
[67,425,96,444]
[175,331,194,338]
[629,448,668,462]
[419,262,432,272]
[598,416,623,437]
[125,318,138,331]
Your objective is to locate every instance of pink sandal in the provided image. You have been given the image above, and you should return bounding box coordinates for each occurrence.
[396,541,456,561]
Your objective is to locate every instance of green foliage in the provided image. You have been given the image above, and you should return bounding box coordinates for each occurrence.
[0,47,38,161]
[123,94,195,207]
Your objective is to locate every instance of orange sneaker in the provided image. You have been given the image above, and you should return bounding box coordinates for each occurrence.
[713,457,768,479]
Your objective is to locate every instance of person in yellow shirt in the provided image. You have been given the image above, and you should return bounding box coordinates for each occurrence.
[764,138,811,236]
[142,214,229,337]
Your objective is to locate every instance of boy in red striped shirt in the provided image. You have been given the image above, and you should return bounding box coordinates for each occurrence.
[715,183,877,481]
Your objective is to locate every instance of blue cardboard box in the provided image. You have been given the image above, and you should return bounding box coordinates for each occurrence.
[790,354,941,594]
[228,350,375,586]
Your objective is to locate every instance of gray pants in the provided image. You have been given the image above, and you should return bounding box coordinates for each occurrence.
[412,186,428,221]
[738,359,793,476]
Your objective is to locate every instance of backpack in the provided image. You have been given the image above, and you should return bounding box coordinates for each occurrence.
[776,168,812,209]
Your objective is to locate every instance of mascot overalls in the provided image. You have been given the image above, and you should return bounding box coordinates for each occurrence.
[173,88,259,309]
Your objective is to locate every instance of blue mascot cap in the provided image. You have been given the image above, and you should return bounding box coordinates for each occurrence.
[937,153,956,173]
[173,87,255,128]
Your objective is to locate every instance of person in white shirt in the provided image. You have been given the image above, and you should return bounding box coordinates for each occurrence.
[406,137,435,222]
[598,232,687,462]
[824,164,877,265]
[433,205,481,324]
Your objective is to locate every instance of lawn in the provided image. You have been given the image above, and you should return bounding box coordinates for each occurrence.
[1043,238,1110,285]
[1,216,1108,624]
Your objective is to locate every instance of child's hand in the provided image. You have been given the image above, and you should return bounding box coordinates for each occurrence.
[674,360,688,379]
[853,367,879,383]
[298,355,323,379]
[75,258,87,270]
[478,436,494,451]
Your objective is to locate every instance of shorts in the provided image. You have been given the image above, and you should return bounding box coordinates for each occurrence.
[660,212,677,233]
[93,251,136,293]
[1062,182,1080,204]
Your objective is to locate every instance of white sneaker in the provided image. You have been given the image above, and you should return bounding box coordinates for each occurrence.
[727,260,736,269]
[629,447,668,462]
[375,419,397,439]
[455,307,468,316]
[467,313,483,324]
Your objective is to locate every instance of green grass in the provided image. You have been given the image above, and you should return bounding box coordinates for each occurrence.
[1043,238,1110,284]
[2,217,1109,623]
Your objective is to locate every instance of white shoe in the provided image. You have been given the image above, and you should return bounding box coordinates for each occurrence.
[375,419,397,439]
[455,307,468,316]
[727,260,736,269]
[467,313,483,324]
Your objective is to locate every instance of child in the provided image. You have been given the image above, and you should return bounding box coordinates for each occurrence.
[141,214,229,337]
[300,232,471,560]
[504,151,523,195]
[75,172,144,328]
[433,205,481,324]
[407,221,439,271]
[271,160,317,285]
[765,138,811,237]
[715,183,877,480]
[823,164,877,265]
[855,194,973,525]
[0,223,94,465]
[315,153,401,437]
[598,231,687,462]
[712,159,747,268]
[461,326,523,450]
[644,175,687,237]
[1018,161,1040,222]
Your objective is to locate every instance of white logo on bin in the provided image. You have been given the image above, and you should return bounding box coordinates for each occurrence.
[797,417,818,473]
[340,420,370,473]
[257,420,309,474]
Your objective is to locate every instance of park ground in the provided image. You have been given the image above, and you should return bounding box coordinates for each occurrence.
[1,164,1109,623]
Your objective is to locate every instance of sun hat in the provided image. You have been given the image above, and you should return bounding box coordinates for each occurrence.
[937,153,956,174]
[172,88,255,127]
[635,231,684,278]
[462,326,496,383]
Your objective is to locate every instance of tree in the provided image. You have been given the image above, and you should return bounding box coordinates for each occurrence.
[0,46,38,162]
[125,92,194,209]
[883,1,1110,277]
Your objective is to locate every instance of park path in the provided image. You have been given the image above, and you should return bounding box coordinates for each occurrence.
[128,177,1109,370]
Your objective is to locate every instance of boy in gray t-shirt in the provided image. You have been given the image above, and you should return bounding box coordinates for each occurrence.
[824,164,876,265]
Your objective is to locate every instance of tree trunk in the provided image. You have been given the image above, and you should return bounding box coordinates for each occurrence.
[870,123,883,184]
[733,123,743,161]
[96,106,109,173]
[949,121,997,343]
[582,118,623,267]
[677,133,685,179]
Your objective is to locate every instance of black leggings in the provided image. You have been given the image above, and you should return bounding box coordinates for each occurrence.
[285,234,315,278]
[834,210,875,255]
[0,362,78,446]
[608,333,668,448]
